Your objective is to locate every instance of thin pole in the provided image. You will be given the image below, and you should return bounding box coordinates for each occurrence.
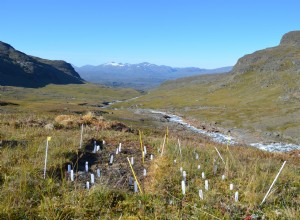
[161,134,166,156]
[214,147,225,165]
[79,124,84,149]
[43,137,51,179]
[178,139,182,158]
[139,130,144,164]
[260,161,286,206]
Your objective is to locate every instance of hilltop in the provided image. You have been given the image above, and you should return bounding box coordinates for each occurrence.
[233,31,300,74]
[0,41,84,87]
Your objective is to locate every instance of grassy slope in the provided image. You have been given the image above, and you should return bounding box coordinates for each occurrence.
[0,112,299,219]
[117,70,300,144]
[0,83,299,219]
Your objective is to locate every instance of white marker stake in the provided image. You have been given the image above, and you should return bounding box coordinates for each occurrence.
[134,181,138,193]
[180,167,183,173]
[109,154,114,165]
[86,181,90,189]
[214,147,225,165]
[91,174,95,184]
[116,148,119,154]
[144,146,147,155]
[85,161,89,172]
[260,161,287,206]
[67,164,71,173]
[93,145,97,153]
[230,183,234,191]
[70,170,74,181]
[235,191,239,202]
[131,157,134,165]
[150,154,153,160]
[199,189,204,200]
[213,165,218,175]
[198,165,201,170]
[97,168,101,177]
[96,145,100,151]
[43,137,50,179]
[202,172,205,179]
[205,180,209,191]
[143,169,147,177]
[183,171,187,182]
[119,143,122,152]
[195,153,199,160]
[174,159,176,164]
[181,180,186,195]
[222,174,225,180]
[79,124,83,149]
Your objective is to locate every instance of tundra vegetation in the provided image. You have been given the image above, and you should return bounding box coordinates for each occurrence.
[0,84,299,219]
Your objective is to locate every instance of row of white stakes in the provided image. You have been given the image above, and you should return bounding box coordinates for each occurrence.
[180,167,239,202]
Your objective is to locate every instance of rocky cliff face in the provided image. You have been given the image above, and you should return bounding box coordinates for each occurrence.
[0,41,84,87]
[232,31,300,74]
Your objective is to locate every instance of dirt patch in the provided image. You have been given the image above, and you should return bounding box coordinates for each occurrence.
[66,138,155,191]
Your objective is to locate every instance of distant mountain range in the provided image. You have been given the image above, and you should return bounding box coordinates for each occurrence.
[0,41,83,88]
[74,62,232,90]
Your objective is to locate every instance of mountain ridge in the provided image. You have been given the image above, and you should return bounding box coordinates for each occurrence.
[75,62,232,90]
[0,41,84,88]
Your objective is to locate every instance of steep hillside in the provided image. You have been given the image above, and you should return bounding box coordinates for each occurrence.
[117,31,300,145]
[0,41,84,87]
[75,62,232,90]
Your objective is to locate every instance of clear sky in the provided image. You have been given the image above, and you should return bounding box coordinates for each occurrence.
[1,0,300,68]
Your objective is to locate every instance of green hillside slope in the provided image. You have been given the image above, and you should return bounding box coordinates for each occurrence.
[118,31,300,144]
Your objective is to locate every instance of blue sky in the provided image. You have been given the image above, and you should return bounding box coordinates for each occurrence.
[1,0,299,68]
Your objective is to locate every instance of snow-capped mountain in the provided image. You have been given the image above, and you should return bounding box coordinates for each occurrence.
[74,62,232,90]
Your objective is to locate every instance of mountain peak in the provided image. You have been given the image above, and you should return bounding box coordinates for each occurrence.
[280,30,300,46]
